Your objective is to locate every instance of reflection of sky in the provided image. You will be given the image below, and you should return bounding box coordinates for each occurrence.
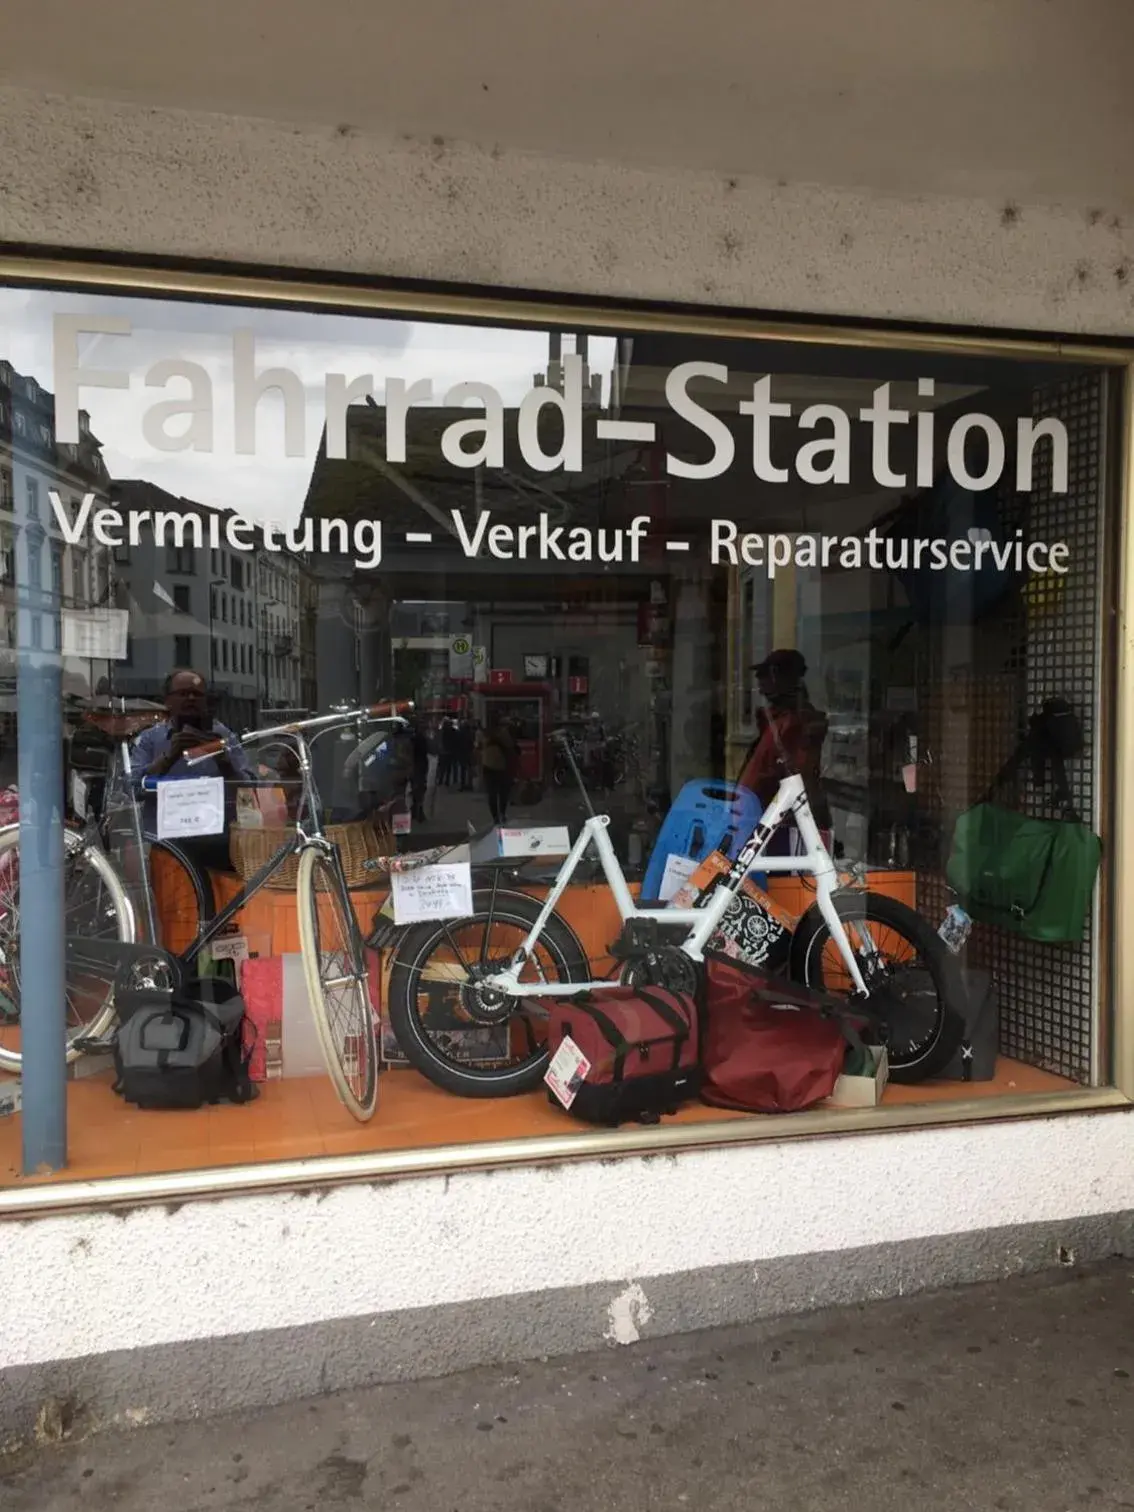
[0,288,615,528]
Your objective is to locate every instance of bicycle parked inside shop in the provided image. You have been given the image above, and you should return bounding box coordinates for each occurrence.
[376,729,966,1098]
[0,701,411,1121]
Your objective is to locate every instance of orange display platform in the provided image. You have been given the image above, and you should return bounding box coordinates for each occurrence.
[0,1057,1077,1188]
[0,861,1021,1193]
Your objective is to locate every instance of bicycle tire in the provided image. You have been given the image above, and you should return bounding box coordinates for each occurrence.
[296,845,378,1120]
[386,889,589,1098]
[789,891,965,1083]
[144,837,215,952]
[0,825,135,1073]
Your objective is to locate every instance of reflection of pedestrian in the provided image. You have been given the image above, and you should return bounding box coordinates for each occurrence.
[437,718,458,787]
[129,666,255,873]
[409,722,429,824]
[455,719,475,791]
[738,649,831,857]
[478,715,517,826]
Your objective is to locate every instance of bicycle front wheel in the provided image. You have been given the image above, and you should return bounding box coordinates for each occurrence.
[790,890,965,1083]
[295,845,378,1121]
[0,825,135,1073]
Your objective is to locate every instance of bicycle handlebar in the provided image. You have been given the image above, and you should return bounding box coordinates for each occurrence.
[183,700,414,767]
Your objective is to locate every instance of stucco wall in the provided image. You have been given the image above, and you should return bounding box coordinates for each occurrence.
[0,86,1133,338]
[1,1109,1132,1439]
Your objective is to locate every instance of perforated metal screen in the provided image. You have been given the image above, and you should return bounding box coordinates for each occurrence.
[916,371,1109,1084]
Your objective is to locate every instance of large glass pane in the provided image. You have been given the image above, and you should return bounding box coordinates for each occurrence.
[0,284,1114,1180]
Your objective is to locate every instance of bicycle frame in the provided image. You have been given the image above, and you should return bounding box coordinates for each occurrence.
[479,772,871,999]
[68,703,409,986]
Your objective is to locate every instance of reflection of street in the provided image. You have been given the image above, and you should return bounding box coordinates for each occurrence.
[401,775,650,875]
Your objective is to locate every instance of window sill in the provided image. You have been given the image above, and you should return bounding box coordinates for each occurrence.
[0,1071,1126,1220]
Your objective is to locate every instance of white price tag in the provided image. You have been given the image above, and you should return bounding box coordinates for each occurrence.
[156,776,225,839]
[61,608,129,661]
[659,852,698,902]
[390,862,474,925]
[70,771,88,821]
[392,811,412,835]
[209,935,248,965]
[545,1035,591,1110]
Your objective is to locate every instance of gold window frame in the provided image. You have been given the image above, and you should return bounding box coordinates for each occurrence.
[0,252,1129,1219]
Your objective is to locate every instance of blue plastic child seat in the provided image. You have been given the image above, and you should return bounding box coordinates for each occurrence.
[640,779,765,902]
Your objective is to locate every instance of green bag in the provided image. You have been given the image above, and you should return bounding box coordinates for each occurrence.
[947,701,1101,944]
[946,801,1100,942]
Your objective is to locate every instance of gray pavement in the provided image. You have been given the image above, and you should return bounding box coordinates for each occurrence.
[3,1259,1133,1511]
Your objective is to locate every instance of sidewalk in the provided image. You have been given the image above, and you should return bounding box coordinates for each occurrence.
[3,1259,1132,1510]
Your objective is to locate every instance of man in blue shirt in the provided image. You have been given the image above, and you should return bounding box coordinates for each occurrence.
[130,667,255,870]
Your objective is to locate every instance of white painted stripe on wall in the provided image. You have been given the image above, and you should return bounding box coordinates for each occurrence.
[3,1110,1132,1370]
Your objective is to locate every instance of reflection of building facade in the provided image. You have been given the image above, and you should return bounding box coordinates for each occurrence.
[0,361,115,736]
[256,548,304,712]
[108,482,259,731]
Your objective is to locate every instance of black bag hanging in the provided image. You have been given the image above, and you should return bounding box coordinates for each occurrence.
[113,977,258,1111]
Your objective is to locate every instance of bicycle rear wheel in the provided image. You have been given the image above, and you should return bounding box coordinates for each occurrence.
[296,845,378,1121]
[0,826,135,1073]
[385,890,590,1097]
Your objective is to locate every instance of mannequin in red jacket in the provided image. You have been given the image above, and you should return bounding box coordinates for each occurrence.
[738,648,832,855]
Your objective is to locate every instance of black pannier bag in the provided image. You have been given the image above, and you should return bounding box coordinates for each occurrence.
[113,977,257,1111]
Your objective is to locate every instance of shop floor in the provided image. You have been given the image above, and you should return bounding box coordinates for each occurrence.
[0,1057,1078,1188]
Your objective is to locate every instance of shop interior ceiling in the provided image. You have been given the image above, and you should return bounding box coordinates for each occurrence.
[2,0,1132,209]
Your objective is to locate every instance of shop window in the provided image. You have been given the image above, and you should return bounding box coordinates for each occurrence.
[0,273,1122,1192]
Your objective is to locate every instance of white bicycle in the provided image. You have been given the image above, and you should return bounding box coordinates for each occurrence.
[380,732,965,1097]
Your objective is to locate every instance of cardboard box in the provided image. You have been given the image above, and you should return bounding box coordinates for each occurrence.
[826,1045,889,1107]
[468,826,571,863]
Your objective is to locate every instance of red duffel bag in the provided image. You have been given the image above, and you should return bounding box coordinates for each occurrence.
[701,958,849,1113]
[543,985,701,1127]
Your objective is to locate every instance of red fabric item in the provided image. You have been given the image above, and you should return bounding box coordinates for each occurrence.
[701,958,846,1113]
[737,702,831,826]
[238,955,283,1082]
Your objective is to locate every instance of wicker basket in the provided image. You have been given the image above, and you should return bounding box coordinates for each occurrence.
[229,816,395,891]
